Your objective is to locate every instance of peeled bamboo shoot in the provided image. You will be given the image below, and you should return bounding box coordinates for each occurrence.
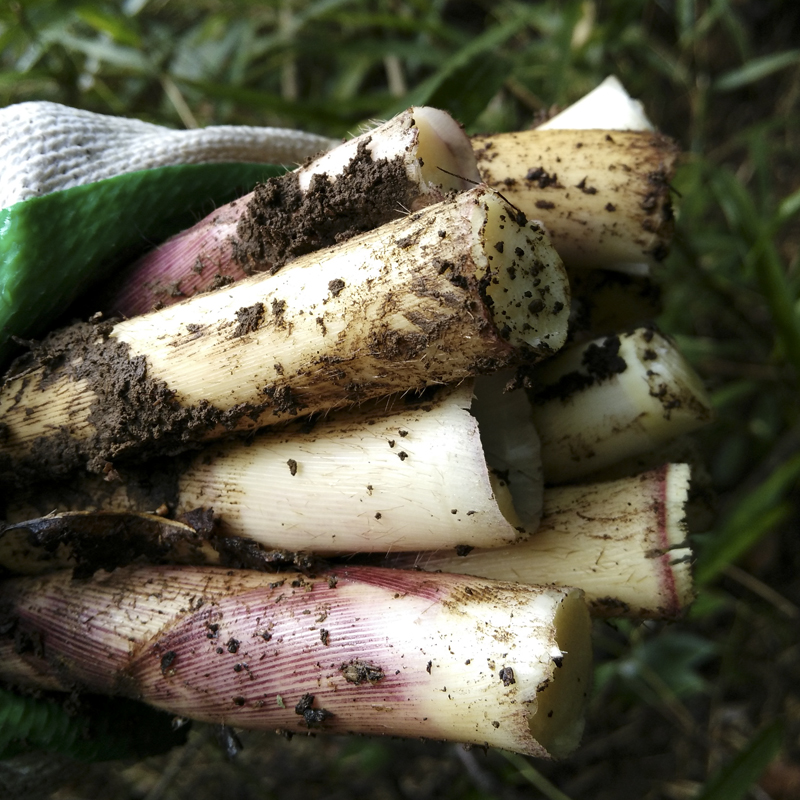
[472,129,679,273]
[0,565,592,758]
[0,186,570,485]
[530,328,713,483]
[1,379,543,554]
[108,107,480,317]
[383,464,694,619]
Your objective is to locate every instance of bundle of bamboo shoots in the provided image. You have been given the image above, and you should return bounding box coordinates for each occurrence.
[0,79,709,759]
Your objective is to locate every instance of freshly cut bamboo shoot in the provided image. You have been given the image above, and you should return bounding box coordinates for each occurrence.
[584,436,717,533]
[381,465,694,619]
[536,75,655,132]
[472,129,679,273]
[108,107,481,317]
[530,328,713,483]
[0,186,570,484]
[0,565,592,758]
[0,467,694,618]
[2,380,543,554]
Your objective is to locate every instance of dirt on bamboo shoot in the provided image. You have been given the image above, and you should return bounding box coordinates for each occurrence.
[108,107,480,317]
[2,379,544,553]
[0,565,592,758]
[530,328,713,483]
[381,464,694,619]
[0,186,570,485]
[472,129,679,273]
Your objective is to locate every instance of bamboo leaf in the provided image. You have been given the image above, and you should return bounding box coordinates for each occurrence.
[714,49,800,92]
[693,719,784,800]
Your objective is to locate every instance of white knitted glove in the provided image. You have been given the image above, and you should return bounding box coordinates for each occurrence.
[0,101,338,209]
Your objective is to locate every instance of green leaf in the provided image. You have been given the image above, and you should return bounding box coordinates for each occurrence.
[776,186,800,228]
[418,53,512,129]
[386,10,531,125]
[0,162,286,367]
[0,70,57,97]
[500,751,575,800]
[709,167,800,377]
[619,631,717,700]
[44,29,154,73]
[714,49,800,92]
[676,0,696,38]
[181,79,353,131]
[694,719,783,800]
[75,6,142,47]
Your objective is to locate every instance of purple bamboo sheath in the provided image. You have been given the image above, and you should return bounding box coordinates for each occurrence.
[0,565,591,757]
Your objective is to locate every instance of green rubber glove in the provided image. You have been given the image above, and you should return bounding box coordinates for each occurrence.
[0,161,286,367]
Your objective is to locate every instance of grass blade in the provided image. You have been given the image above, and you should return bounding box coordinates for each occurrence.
[693,719,783,800]
[387,11,530,124]
[776,186,800,228]
[500,751,574,800]
[714,49,800,92]
[694,453,800,585]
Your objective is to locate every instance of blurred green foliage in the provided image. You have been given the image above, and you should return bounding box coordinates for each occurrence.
[0,688,188,761]
[1,0,799,797]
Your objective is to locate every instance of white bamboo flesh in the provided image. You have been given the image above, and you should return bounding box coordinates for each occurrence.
[537,75,655,132]
[294,106,478,197]
[1,381,543,555]
[109,106,482,317]
[530,328,713,484]
[389,464,694,619]
[472,129,678,274]
[0,186,570,483]
[174,381,542,552]
[0,565,592,758]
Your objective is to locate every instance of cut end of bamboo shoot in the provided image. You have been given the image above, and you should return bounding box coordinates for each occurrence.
[473,371,543,528]
[303,106,479,200]
[531,328,713,483]
[411,106,482,196]
[469,191,570,356]
[380,464,694,620]
[537,75,655,132]
[0,186,570,485]
[528,588,592,756]
[0,566,591,758]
